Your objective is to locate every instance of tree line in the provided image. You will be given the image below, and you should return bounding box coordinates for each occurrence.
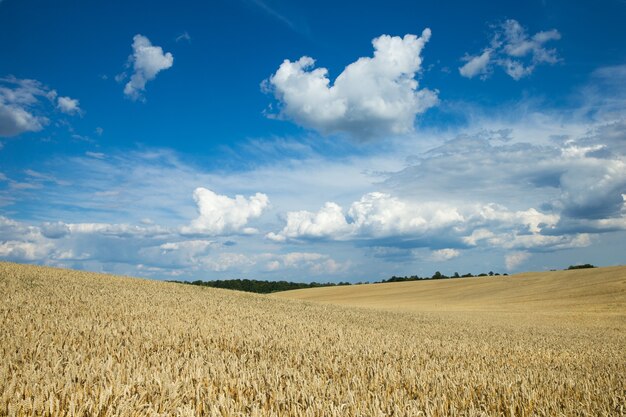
[168,264,595,294]
[167,278,351,294]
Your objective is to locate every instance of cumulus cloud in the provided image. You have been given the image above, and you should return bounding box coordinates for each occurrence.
[124,35,174,101]
[264,29,438,138]
[3,65,625,278]
[268,193,461,242]
[56,96,82,115]
[282,194,448,242]
[459,19,561,80]
[266,202,350,242]
[268,192,564,253]
[182,187,269,236]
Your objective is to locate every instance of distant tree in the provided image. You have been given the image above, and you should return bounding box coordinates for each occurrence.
[567,264,596,270]
[453,272,460,278]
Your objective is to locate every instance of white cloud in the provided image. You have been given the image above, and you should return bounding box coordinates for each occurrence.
[3,64,626,279]
[268,192,465,242]
[0,77,85,137]
[265,29,438,138]
[66,222,169,238]
[56,96,82,115]
[0,241,52,261]
[159,240,213,252]
[135,239,215,270]
[459,49,492,79]
[459,19,561,80]
[431,248,460,261]
[260,252,347,275]
[505,251,530,270]
[0,103,45,137]
[182,187,269,236]
[0,77,50,137]
[124,34,174,101]
[268,192,563,252]
[347,193,464,238]
[266,202,350,242]
[501,233,591,251]
[202,252,255,272]
[0,216,54,262]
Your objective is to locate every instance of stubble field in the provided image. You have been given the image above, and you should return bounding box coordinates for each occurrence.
[1,261,625,416]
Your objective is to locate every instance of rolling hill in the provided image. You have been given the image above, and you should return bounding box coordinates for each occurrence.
[275,266,626,315]
[1,261,624,416]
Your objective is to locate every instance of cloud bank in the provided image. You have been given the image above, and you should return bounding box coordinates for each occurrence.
[266,192,573,253]
[265,29,438,138]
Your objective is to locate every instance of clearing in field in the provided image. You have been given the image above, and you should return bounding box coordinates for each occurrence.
[1,262,625,416]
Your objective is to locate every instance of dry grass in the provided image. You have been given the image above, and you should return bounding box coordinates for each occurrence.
[1,261,625,416]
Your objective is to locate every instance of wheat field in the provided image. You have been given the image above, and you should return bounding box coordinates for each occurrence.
[274,266,626,314]
[1,262,625,416]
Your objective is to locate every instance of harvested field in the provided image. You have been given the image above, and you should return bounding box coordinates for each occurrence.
[1,262,625,416]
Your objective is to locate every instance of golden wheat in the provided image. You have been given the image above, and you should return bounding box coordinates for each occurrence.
[1,262,625,416]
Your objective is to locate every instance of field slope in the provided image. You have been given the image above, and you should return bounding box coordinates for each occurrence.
[1,262,625,416]
[275,266,626,315]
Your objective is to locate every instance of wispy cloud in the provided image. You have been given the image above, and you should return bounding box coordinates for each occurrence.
[459,19,561,80]
[175,31,191,43]
[0,76,84,138]
[245,0,309,36]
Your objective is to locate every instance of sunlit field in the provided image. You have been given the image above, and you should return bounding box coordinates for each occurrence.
[1,262,625,416]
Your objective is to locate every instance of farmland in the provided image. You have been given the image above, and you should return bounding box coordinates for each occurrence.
[1,261,625,416]
[275,266,626,314]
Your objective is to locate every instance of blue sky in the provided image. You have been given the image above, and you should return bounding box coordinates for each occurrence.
[1,0,625,281]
